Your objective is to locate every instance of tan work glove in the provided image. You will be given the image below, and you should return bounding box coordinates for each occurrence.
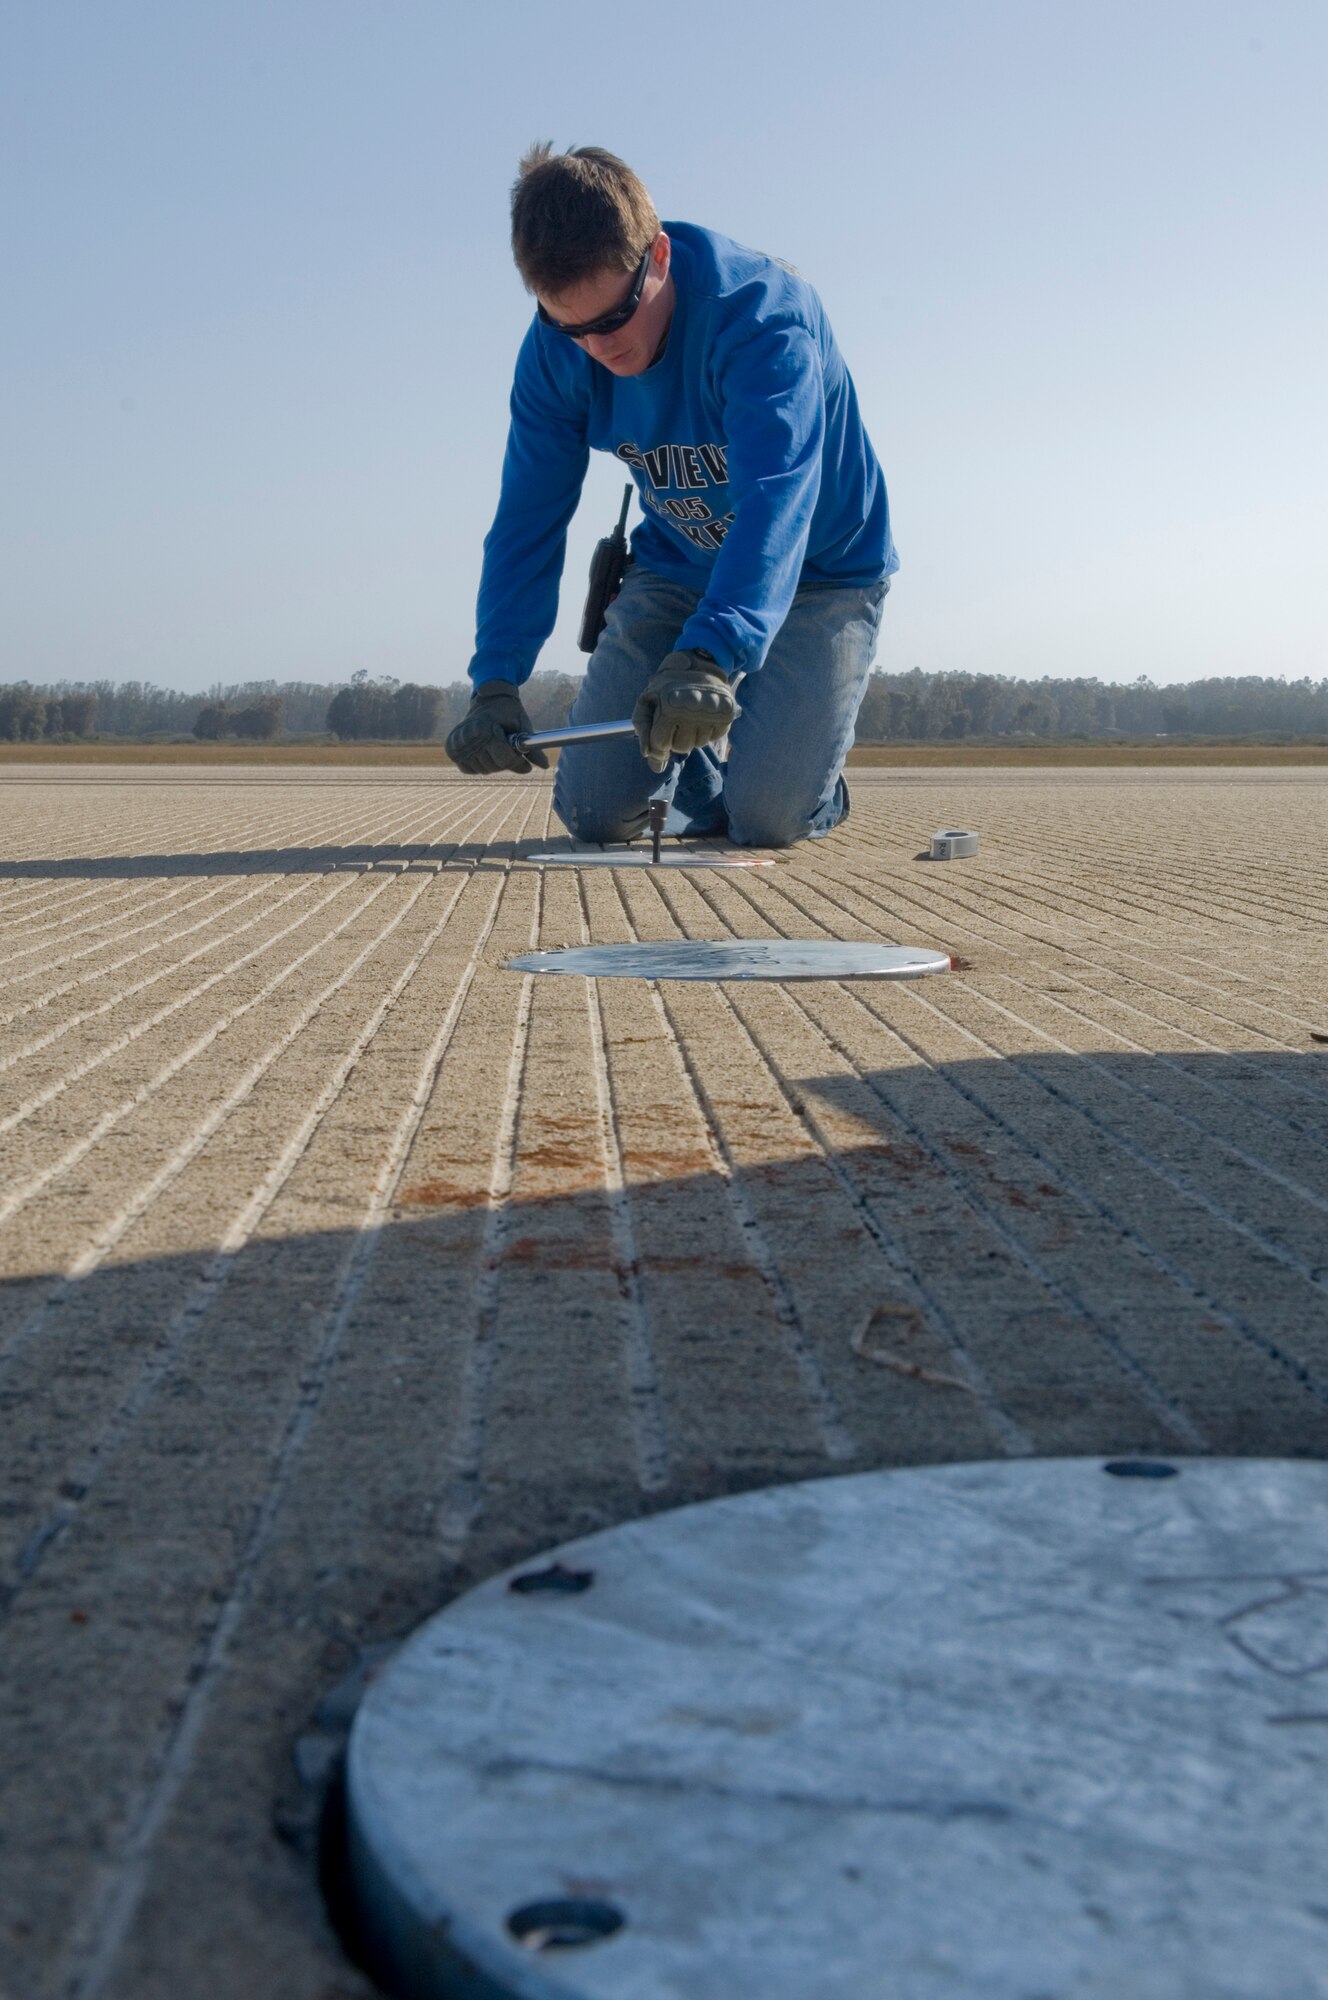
[445,680,550,775]
[631,650,738,774]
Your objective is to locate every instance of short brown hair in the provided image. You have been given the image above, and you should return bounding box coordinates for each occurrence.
[511,143,659,296]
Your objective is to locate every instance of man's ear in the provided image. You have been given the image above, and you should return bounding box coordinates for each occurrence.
[653,231,671,275]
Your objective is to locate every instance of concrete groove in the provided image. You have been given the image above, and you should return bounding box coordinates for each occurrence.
[988,850,1311,932]
[0,788,519,1221]
[647,868,1032,1453]
[948,979,1328,1202]
[0,877,299,1030]
[996,818,1325,924]
[876,785,1328,917]
[843,981,1328,1412]
[964,969,1328,1138]
[0,874,403,1235]
[0,879,324,1075]
[432,961,537,1567]
[0,877,415,1370]
[703,982,1036,1457]
[826,854,1328,1069]
[679,868,1200,1454]
[800,984,1212,1453]
[618,866,858,1465]
[0,879,347,1137]
[828,787,1328,934]
[576,872,672,1496]
[0,796,331,968]
[53,794,547,2000]
[0,853,505,1609]
[0,879,171,940]
[702,848,1324,1434]
[0,878,255,989]
[1,850,504,1326]
[435,796,552,1566]
[895,979,1328,1295]
[889,870,1328,1042]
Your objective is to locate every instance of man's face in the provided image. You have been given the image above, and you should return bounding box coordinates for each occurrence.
[536,233,673,377]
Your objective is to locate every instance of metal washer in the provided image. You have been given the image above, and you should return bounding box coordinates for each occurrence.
[930,829,980,860]
[347,1458,1328,1999]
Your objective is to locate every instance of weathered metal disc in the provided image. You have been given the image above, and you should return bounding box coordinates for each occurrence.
[503,940,951,981]
[347,1459,1328,1999]
[524,852,775,868]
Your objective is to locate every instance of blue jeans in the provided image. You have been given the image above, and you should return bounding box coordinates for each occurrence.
[552,566,889,848]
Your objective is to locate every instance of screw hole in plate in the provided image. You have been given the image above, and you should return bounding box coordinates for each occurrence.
[508,1561,596,1596]
[1103,1459,1179,1479]
[506,1899,626,1952]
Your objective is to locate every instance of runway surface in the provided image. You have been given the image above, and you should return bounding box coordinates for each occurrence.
[2,764,1326,1998]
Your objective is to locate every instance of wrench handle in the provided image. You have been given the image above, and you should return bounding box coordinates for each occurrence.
[512,718,636,751]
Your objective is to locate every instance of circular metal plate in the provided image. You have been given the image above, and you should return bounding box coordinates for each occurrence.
[347,1459,1328,1999]
[524,852,775,869]
[503,941,951,981]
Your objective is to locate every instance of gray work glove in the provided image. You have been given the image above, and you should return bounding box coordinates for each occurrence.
[445,679,549,775]
[631,649,738,774]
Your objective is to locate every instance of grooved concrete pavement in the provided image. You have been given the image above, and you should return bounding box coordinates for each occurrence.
[2,766,1327,1999]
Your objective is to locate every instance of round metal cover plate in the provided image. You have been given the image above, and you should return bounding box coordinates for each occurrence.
[503,940,951,981]
[347,1458,1328,1999]
[524,851,775,868]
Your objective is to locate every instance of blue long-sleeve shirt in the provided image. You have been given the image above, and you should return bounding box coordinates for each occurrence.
[468,221,897,687]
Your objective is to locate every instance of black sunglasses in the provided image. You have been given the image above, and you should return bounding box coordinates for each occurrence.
[537,244,654,340]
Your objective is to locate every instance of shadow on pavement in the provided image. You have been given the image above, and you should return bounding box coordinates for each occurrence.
[0,844,535,879]
[2,1045,1327,1994]
[4,1046,1325,1632]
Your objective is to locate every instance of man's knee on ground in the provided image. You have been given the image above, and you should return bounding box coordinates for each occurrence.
[725,773,848,850]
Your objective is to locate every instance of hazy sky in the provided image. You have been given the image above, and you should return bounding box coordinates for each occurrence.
[3,1,1325,693]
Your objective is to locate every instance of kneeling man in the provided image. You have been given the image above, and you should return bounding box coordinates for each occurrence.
[446,143,897,848]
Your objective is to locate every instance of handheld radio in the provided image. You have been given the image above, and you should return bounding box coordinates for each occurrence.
[578,483,634,653]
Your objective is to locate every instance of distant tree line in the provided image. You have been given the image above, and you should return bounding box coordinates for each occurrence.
[326,672,446,741]
[3,669,1326,745]
[0,678,337,740]
[324,669,587,741]
[193,695,284,741]
[0,685,100,741]
[852,670,1328,742]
